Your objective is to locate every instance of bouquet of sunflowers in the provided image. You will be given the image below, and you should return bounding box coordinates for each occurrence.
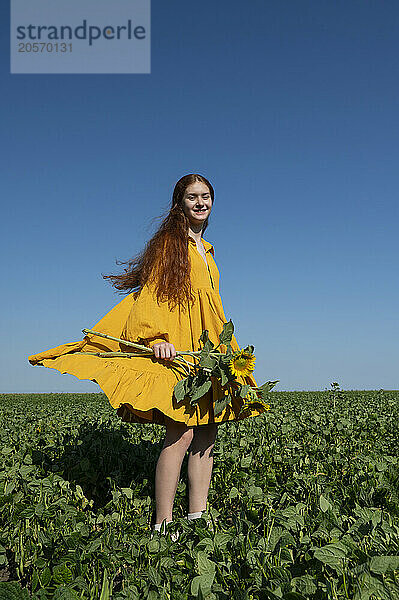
[172,320,278,417]
[81,320,278,417]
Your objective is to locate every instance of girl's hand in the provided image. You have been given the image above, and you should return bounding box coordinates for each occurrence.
[152,342,176,361]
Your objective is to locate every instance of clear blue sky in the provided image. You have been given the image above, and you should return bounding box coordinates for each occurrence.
[2,1,398,392]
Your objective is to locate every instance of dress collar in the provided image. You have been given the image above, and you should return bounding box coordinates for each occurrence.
[188,236,214,254]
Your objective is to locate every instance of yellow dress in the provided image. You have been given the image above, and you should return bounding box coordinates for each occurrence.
[28,237,266,426]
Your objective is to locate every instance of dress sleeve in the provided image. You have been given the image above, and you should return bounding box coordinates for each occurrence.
[121,282,177,349]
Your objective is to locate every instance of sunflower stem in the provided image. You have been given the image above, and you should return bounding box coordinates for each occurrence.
[82,328,226,359]
[82,328,198,357]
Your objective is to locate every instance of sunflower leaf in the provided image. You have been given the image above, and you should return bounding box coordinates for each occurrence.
[199,330,215,353]
[184,374,195,395]
[199,330,210,344]
[218,362,233,386]
[219,320,234,345]
[190,379,212,404]
[203,339,215,353]
[174,379,187,402]
[243,345,255,355]
[187,371,212,404]
[199,355,217,371]
[258,380,279,398]
[214,394,232,416]
[212,363,223,379]
[239,384,251,399]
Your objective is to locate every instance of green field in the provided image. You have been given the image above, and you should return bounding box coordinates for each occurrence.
[0,390,398,599]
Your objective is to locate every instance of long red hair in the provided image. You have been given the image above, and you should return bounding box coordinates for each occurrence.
[102,174,215,309]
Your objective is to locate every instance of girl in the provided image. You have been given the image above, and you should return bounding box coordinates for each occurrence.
[28,173,267,538]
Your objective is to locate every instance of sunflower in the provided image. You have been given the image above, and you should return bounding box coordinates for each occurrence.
[242,388,271,411]
[229,350,256,378]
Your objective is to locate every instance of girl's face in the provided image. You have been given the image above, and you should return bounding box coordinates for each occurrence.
[182,182,213,228]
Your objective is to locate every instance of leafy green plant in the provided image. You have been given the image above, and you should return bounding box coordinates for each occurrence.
[0,390,398,599]
[329,381,344,411]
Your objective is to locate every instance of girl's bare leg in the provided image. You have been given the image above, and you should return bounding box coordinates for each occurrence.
[187,424,218,514]
[155,416,194,524]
